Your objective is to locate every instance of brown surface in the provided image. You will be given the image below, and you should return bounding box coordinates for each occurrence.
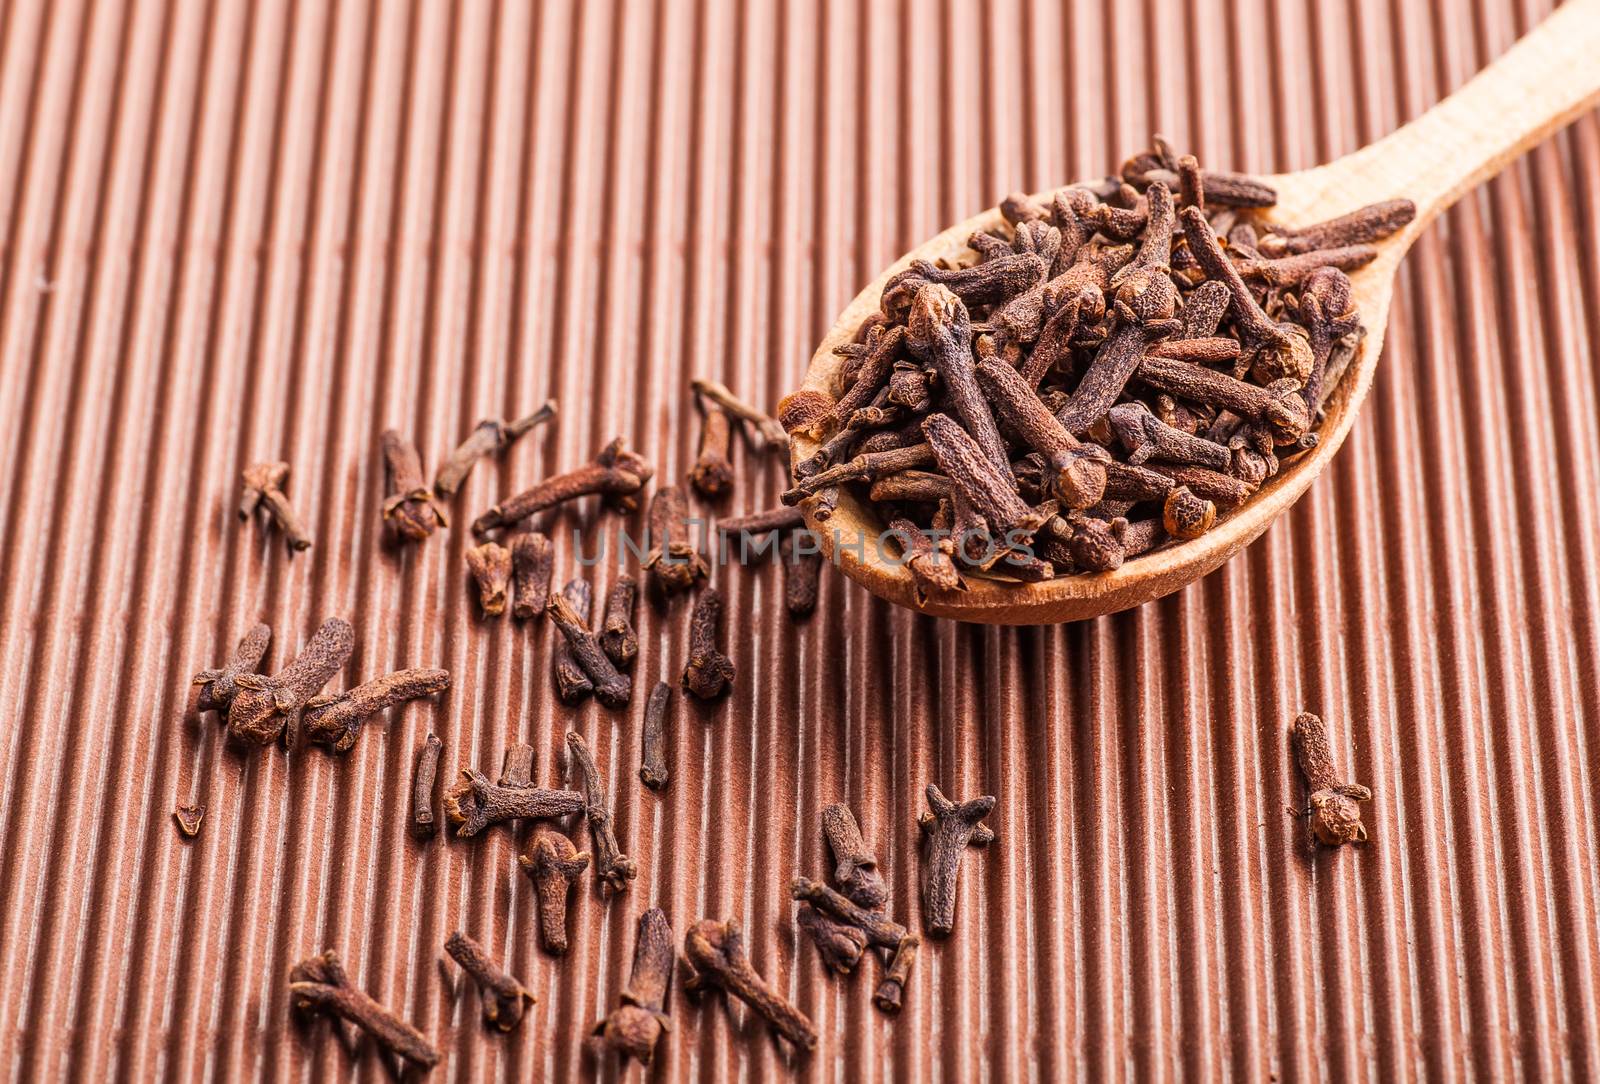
[2,0,1599,1079]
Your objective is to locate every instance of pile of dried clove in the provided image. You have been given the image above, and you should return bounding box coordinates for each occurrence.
[780,137,1414,595]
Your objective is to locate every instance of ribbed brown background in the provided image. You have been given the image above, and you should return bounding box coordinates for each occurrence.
[2,0,1598,1079]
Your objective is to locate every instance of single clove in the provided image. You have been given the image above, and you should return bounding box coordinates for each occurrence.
[975,357,1109,508]
[821,804,889,908]
[552,579,595,703]
[173,804,204,838]
[690,405,736,499]
[520,830,590,955]
[919,784,996,937]
[472,437,653,536]
[639,681,670,790]
[380,430,448,540]
[239,461,312,552]
[592,908,675,1067]
[890,517,966,601]
[412,733,442,838]
[191,623,271,718]
[781,534,821,619]
[548,592,631,708]
[1108,401,1231,471]
[1162,486,1216,540]
[682,918,817,1051]
[465,542,512,616]
[681,587,735,699]
[644,486,710,596]
[442,768,584,837]
[510,531,554,619]
[1258,198,1416,256]
[1135,356,1311,445]
[301,668,450,753]
[564,731,637,894]
[691,376,789,453]
[1291,711,1372,846]
[499,741,535,787]
[228,618,355,747]
[791,877,920,1014]
[435,399,558,497]
[906,284,1013,482]
[600,575,639,670]
[444,931,534,1033]
[288,950,439,1071]
[797,903,868,974]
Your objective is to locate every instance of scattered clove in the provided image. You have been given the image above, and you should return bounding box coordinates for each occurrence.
[592,908,675,1067]
[564,731,637,894]
[173,804,204,838]
[238,461,312,552]
[548,592,631,708]
[499,741,535,787]
[472,437,653,536]
[690,404,736,499]
[691,377,789,453]
[190,623,271,718]
[645,485,710,596]
[520,830,590,955]
[435,399,558,497]
[289,950,439,1070]
[600,575,639,669]
[444,931,534,1033]
[465,542,512,616]
[797,904,868,974]
[682,918,816,1052]
[919,784,995,937]
[791,877,920,1013]
[639,681,670,790]
[380,430,448,540]
[301,668,450,753]
[510,531,554,619]
[412,733,442,838]
[1291,711,1372,846]
[681,587,735,699]
[552,579,595,703]
[821,804,889,908]
[228,618,355,747]
[443,768,584,837]
[781,534,821,619]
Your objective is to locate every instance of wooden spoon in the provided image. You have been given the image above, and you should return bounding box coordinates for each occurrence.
[790,0,1600,625]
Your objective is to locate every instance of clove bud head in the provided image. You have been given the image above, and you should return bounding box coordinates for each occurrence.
[1308,785,1374,846]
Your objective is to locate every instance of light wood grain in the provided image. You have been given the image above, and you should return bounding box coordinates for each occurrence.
[791,0,1600,624]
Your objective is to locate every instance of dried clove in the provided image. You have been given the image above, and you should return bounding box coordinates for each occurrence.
[1259,198,1416,256]
[443,768,584,837]
[564,731,637,894]
[791,878,920,1014]
[919,784,995,937]
[472,437,653,536]
[682,919,817,1051]
[465,542,512,616]
[549,592,631,708]
[301,668,449,753]
[552,579,595,702]
[718,505,805,549]
[1161,486,1216,540]
[1135,356,1311,445]
[380,430,448,540]
[592,908,674,1066]
[691,377,789,453]
[681,587,735,699]
[228,618,355,747]
[797,904,868,974]
[499,741,535,787]
[645,486,710,596]
[510,531,554,619]
[781,534,821,619]
[239,461,312,552]
[412,733,442,838]
[444,931,534,1033]
[821,803,888,908]
[191,623,271,718]
[1108,401,1231,471]
[520,830,590,955]
[907,284,1013,481]
[976,357,1109,508]
[435,399,558,497]
[600,575,639,670]
[639,682,670,789]
[289,950,439,1070]
[1291,711,1372,846]
[690,405,736,499]
[173,804,204,838]
[889,517,966,601]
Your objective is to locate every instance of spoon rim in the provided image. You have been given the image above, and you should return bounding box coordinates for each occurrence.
[789,182,1390,625]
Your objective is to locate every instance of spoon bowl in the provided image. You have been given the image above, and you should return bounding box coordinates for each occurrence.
[789,0,1600,624]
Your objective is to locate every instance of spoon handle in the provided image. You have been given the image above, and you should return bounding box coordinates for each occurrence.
[1307,0,1600,235]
